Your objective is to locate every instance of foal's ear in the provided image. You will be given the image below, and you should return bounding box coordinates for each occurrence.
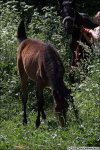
[72,0,77,6]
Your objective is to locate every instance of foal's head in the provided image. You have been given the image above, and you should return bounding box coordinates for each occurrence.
[57,0,77,34]
[52,79,70,127]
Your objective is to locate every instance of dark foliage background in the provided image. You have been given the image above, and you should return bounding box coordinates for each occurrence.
[1,0,100,17]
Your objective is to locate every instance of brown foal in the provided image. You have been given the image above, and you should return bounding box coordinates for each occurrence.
[17,19,77,128]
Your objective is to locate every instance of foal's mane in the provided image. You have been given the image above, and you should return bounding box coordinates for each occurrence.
[44,44,65,90]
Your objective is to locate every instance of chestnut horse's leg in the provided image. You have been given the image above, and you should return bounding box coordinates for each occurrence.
[36,82,46,128]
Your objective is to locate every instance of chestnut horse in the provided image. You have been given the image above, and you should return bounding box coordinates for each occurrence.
[17,19,78,128]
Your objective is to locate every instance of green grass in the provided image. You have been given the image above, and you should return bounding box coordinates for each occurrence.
[0,97,99,149]
[1,68,100,149]
[0,2,100,149]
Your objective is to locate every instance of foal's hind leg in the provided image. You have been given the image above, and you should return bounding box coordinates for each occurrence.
[18,66,28,125]
[21,76,28,125]
[36,82,46,128]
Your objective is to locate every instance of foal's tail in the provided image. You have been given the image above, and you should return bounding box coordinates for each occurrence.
[17,19,27,44]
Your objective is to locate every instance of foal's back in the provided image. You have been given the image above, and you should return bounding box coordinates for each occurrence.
[17,38,64,87]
